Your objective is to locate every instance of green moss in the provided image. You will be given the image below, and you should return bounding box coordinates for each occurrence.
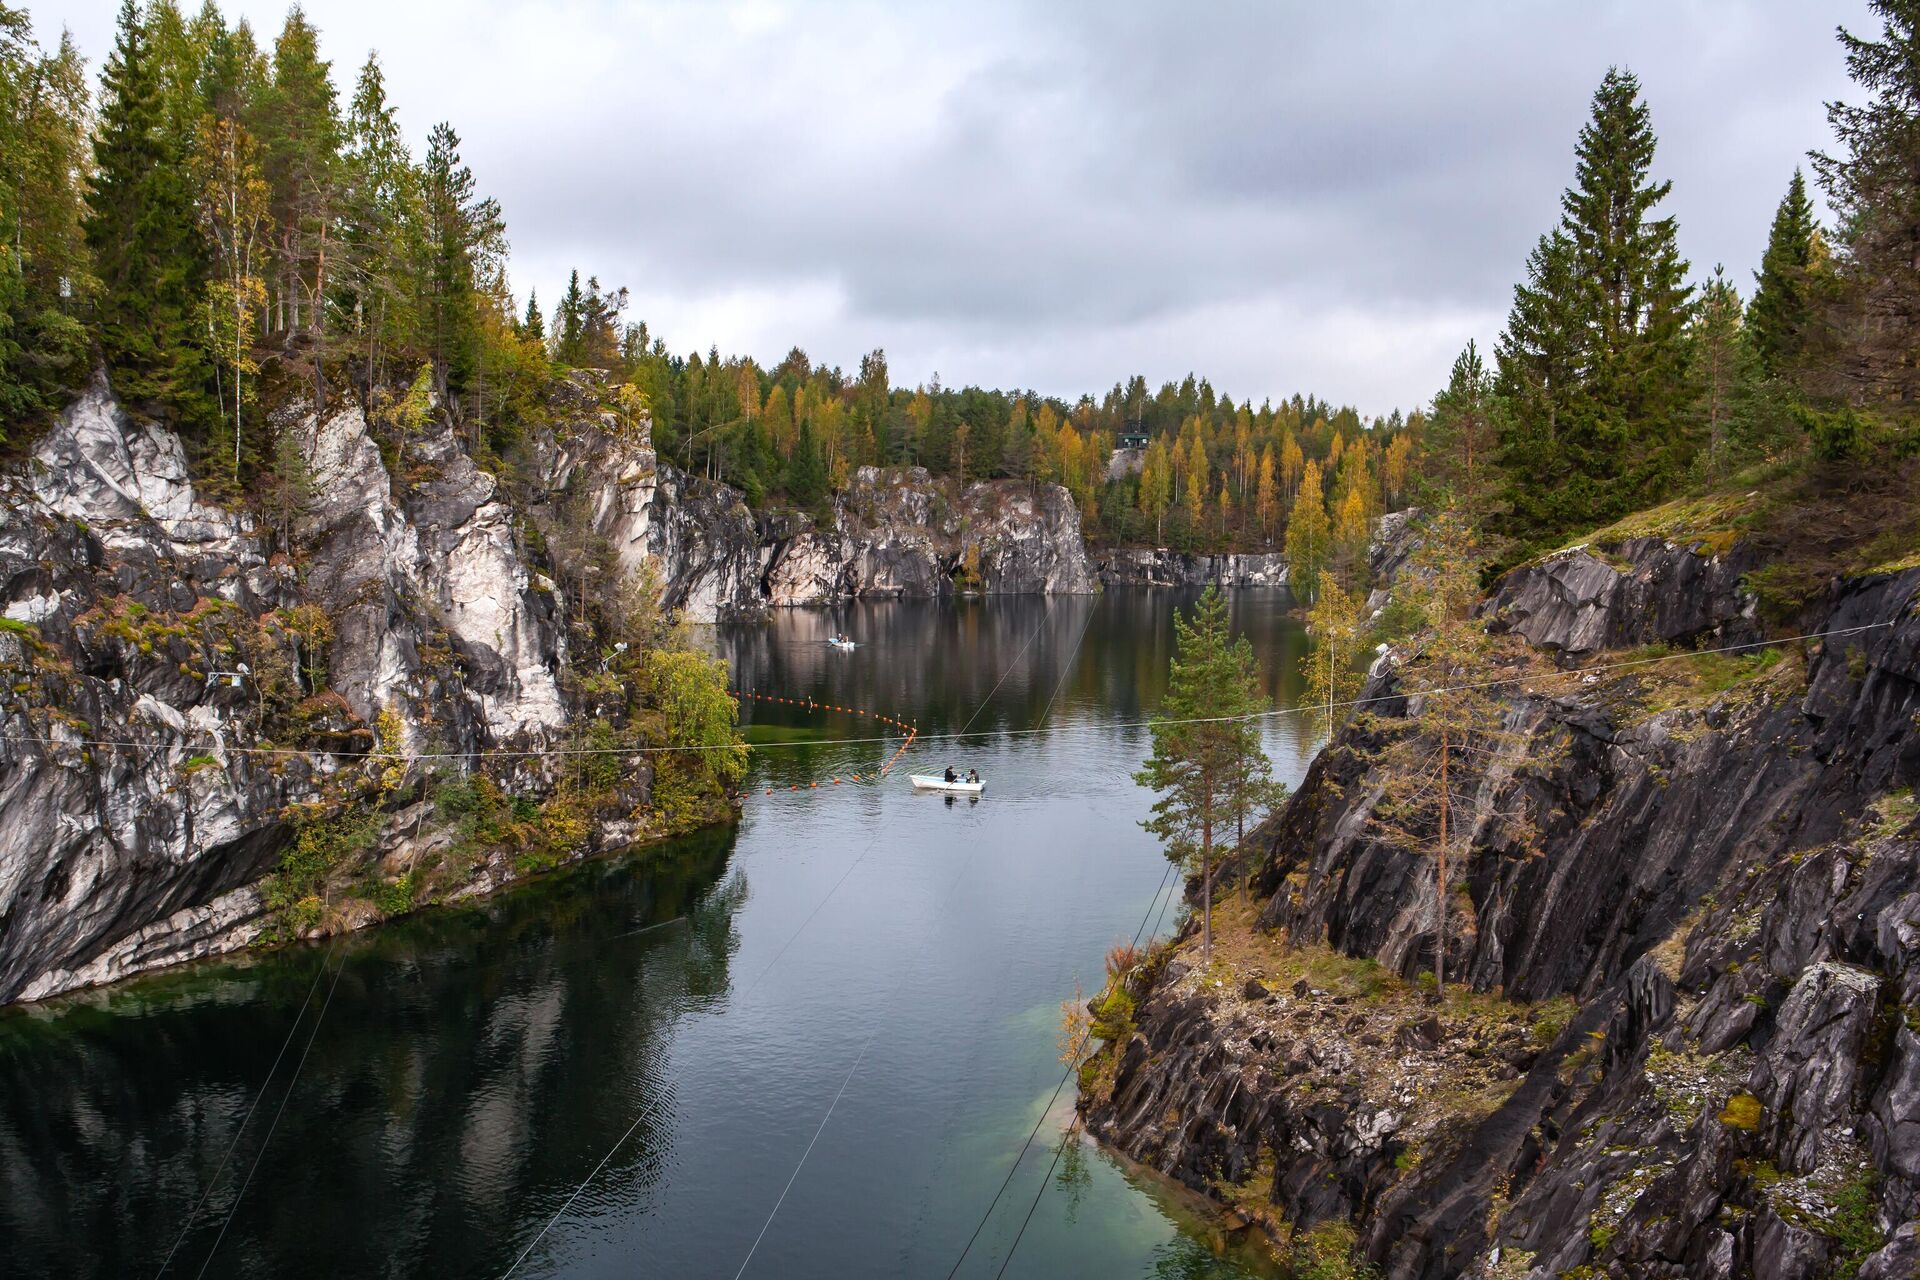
[176,754,221,775]
[1719,1092,1763,1130]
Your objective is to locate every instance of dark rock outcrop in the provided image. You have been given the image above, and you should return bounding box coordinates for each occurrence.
[1086,540,1920,1279]
[1482,536,1763,657]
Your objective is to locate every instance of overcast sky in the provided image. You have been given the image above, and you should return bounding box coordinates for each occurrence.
[38,1,1875,414]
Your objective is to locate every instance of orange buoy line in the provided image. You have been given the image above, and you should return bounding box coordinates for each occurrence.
[736,688,918,797]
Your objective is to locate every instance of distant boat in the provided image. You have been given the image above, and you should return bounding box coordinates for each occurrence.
[827,636,858,651]
[910,774,985,795]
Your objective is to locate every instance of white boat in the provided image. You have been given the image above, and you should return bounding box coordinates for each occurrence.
[827,637,858,651]
[909,774,985,795]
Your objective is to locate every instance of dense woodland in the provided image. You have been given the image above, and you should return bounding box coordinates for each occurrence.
[0,0,1916,595]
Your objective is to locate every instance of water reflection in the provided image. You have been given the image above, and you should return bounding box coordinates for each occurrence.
[0,827,741,1279]
[1,589,1311,1280]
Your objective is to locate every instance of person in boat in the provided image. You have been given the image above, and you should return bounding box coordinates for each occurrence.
[966,768,979,784]
[944,765,957,784]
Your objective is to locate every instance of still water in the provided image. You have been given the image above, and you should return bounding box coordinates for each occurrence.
[0,590,1315,1279]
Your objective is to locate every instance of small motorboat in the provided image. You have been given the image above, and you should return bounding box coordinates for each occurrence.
[827,636,858,651]
[909,774,986,795]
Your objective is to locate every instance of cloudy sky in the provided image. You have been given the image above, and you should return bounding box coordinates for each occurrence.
[40,1,1874,414]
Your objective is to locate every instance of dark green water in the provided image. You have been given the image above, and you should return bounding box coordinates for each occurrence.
[0,589,1315,1279]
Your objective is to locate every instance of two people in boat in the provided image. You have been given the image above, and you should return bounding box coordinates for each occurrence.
[942,766,981,785]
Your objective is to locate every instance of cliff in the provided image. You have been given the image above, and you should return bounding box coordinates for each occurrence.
[0,375,648,1004]
[1083,529,1920,1280]
[535,400,1096,621]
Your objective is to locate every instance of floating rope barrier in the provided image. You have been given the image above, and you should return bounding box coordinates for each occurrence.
[736,688,919,795]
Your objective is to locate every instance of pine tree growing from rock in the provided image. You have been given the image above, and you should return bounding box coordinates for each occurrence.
[1361,515,1549,998]
[1134,587,1271,966]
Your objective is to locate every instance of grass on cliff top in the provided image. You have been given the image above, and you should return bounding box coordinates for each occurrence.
[1183,890,1575,1038]
[1600,644,1799,724]
[1550,455,1920,622]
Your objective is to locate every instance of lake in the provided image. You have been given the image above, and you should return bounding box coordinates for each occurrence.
[0,589,1317,1279]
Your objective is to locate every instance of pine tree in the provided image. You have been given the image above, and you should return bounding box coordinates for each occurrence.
[1686,266,1757,478]
[1495,68,1693,547]
[1362,515,1550,998]
[0,11,90,426]
[419,121,502,397]
[1809,1,1920,405]
[1134,587,1273,966]
[1285,459,1331,598]
[1422,340,1501,531]
[787,414,827,509]
[521,288,542,341]
[551,268,584,364]
[1747,169,1822,378]
[86,0,215,429]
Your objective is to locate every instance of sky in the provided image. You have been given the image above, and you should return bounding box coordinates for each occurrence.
[37,1,1877,415]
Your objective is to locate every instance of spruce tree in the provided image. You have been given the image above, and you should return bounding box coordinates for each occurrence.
[85,0,214,429]
[1687,266,1758,477]
[1810,0,1920,404]
[261,7,339,340]
[521,288,543,341]
[419,121,502,397]
[551,268,584,364]
[1747,169,1822,378]
[1422,340,1501,531]
[0,11,90,427]
[1494,67,1692,548]
[786,415,827,509]
[339,52,417,387]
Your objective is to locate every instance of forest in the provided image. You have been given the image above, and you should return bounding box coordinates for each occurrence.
[0,0,1915,588]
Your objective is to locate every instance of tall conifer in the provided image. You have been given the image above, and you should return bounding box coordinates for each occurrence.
[1494,68,1692,547]
[1747,170,1822,378]
[85,0,214,428]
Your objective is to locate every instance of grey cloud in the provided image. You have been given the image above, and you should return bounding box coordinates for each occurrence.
[42,0,1876,409]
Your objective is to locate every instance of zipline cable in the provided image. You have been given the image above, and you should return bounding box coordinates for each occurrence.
[152,937,341,1279]
[734,599,1090,1277]
[732,807,989,1279]
[943,857,1178,1280]
[12,622,1894,766]
[191,940,350,1278]
[504,598,1064,1279]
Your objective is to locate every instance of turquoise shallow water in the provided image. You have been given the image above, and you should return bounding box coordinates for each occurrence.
[0,589,1315,1279]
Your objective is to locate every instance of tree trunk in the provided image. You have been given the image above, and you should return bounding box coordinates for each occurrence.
[1436,729,1449,999]
[1200,796,1213,966]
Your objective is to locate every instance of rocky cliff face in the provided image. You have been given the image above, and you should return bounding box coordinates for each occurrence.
[1084,531,1920,1280]
[0,376,591,1004]
[1094,548,1290,590]
[541,409,1098,620]
[763,466,1096,606]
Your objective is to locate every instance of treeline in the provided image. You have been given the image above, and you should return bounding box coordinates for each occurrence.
[1424,18,1920,561]
[0,0,530,492]
[0,0,1415,559]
